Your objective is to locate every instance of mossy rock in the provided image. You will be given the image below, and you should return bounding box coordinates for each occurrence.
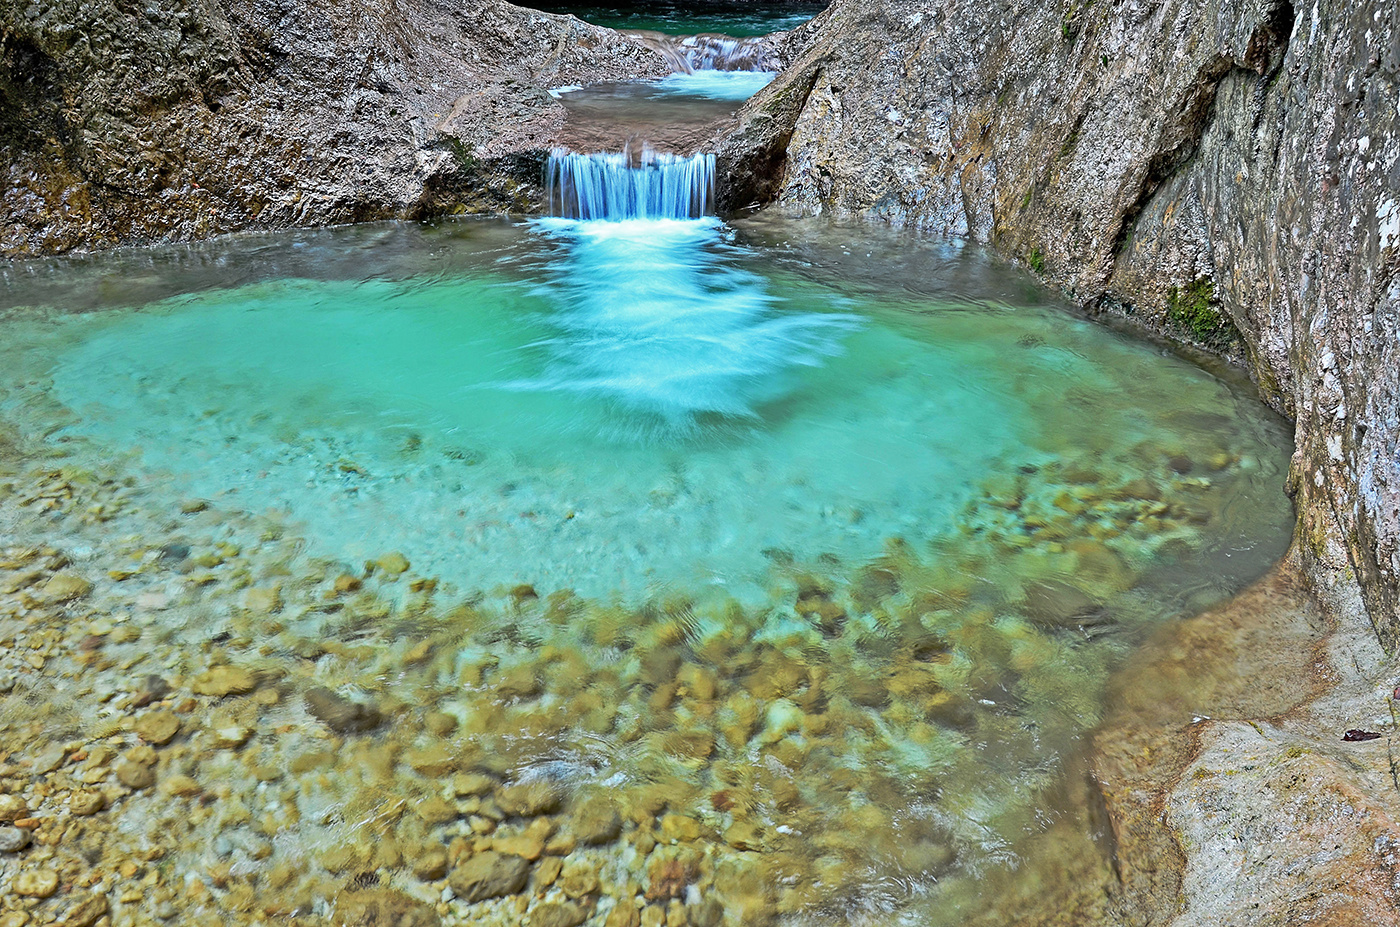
[1166,277,1240,350]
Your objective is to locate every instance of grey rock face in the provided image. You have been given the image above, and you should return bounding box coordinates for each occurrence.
[722,0,1400,647]
[0,0,670,255]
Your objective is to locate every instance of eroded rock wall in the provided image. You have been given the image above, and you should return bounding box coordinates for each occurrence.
[0,0,668,254]
[724,0,1400,648]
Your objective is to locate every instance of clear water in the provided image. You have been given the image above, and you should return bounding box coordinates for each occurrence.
[0,215,1294,925]
[528,1,825,37]
[655,70,776,99]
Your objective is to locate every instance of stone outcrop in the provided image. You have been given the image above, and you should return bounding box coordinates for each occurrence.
[0,0,670,255]
[722,0,1399,650]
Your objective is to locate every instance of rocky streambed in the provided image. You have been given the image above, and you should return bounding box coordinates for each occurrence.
[0,407,1289,927]
[2,0,1398,925]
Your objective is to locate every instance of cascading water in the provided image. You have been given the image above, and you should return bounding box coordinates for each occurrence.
[627,30,785,72]
[534,147,855,430]
[545,147,716,220]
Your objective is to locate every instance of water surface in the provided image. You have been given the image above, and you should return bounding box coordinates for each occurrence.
[529,0,826,36]
[0,215,1294,926]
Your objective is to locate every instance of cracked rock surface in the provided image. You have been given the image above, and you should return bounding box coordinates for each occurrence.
[0,0,669,254]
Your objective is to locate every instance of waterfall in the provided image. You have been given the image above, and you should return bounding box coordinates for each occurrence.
[546,148,716,221]
[625,30,785,72]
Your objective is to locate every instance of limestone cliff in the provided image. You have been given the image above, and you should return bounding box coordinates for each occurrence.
[0,0,668,254]
[724,0,1399,651]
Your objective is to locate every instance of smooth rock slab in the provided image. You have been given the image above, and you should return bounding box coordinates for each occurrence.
[1168,720,1400,925]
[449,851,531,902]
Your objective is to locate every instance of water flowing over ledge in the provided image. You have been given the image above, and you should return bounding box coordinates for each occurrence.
[626,30,786,72]
[546,148,717,220]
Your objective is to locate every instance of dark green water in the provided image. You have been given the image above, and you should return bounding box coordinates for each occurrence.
[529,0,825,36]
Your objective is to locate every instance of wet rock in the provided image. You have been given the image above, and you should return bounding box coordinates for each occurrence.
[191,665,258,697]
[40,572,92,603]
[640,648,684,687]
[68,790,106,816]
[209,713,254,749]
[415,796,458,826]
[659,813,701,843]
[688,899,723,927]
[559,858,599,898]
[452,773,498,797]
[14,869,59,898]
[131,674,172,708]
[0,795,27,822]
[115,758,156,790]
[334,888,441,927]
[645,856,695,901]
[494,818,554,861]
[496,664,542,700]
[0,825,30,852]
[569,794,622,844]
[412,846,449,881]
[1021,580,1105,628]
[605,905,642,927]
[60,894,108,927]
[405,744,458,777]
[162,774,201,797]
[675,664,718,702]
[723,821,765,851]
[448,851,531,902]
[333,573,363,595]
[304,687,383,734]
[1167,455,1195,475]
[759,699,804,745]
[242,585,282,615]
[424,711,458,736]
[135,709,181,745]
[532,901,587,927]
[535,856,564,888]
[32,746,67,774]
[497,781,563,817]
[376,552,411,575]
